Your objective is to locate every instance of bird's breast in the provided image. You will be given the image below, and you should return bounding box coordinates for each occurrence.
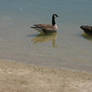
[54,24,58,30]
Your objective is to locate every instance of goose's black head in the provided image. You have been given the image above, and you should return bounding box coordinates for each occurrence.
[52,13,59,26]
[53,14,59,18]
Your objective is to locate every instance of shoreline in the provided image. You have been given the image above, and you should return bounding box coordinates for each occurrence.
[0,59,92,92]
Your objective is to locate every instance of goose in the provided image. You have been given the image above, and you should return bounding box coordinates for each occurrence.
[31,14,59,33]
[80,25,92,35]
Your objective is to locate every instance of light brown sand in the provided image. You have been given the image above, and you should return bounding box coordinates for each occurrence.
[0,59,92,92]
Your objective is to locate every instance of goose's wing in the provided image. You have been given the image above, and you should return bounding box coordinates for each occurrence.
[80,25,92,31]
[31,24,55,31]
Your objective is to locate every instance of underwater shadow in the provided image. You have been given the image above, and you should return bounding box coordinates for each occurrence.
[32,32,57,48]
[27,33,38,38]
[81,33,92,41]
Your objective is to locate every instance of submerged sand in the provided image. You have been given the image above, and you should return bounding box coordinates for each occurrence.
[0,59,92,92]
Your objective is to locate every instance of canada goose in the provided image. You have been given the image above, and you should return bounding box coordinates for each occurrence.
[80,25,92,35]
[31,14,59,33]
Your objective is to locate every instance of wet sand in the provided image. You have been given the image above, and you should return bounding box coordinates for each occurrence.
[0,59,92,92]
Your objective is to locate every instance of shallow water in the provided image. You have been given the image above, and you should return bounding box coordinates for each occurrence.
[0,0,92,72]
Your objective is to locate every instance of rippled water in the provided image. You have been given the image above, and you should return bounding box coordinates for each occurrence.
[0,0,92,72]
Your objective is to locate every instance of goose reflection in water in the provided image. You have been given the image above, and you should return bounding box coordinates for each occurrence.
[32,33,57,47]
[82,33,92,41]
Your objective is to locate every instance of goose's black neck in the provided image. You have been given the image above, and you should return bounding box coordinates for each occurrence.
[52,15,56,26]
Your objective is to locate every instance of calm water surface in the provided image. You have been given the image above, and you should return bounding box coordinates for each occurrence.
[0,0,92,72]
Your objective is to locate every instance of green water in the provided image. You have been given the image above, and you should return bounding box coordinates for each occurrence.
[0,0,92,72]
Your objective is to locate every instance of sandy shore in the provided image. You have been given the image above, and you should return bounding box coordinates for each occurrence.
[0,59,92,92]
